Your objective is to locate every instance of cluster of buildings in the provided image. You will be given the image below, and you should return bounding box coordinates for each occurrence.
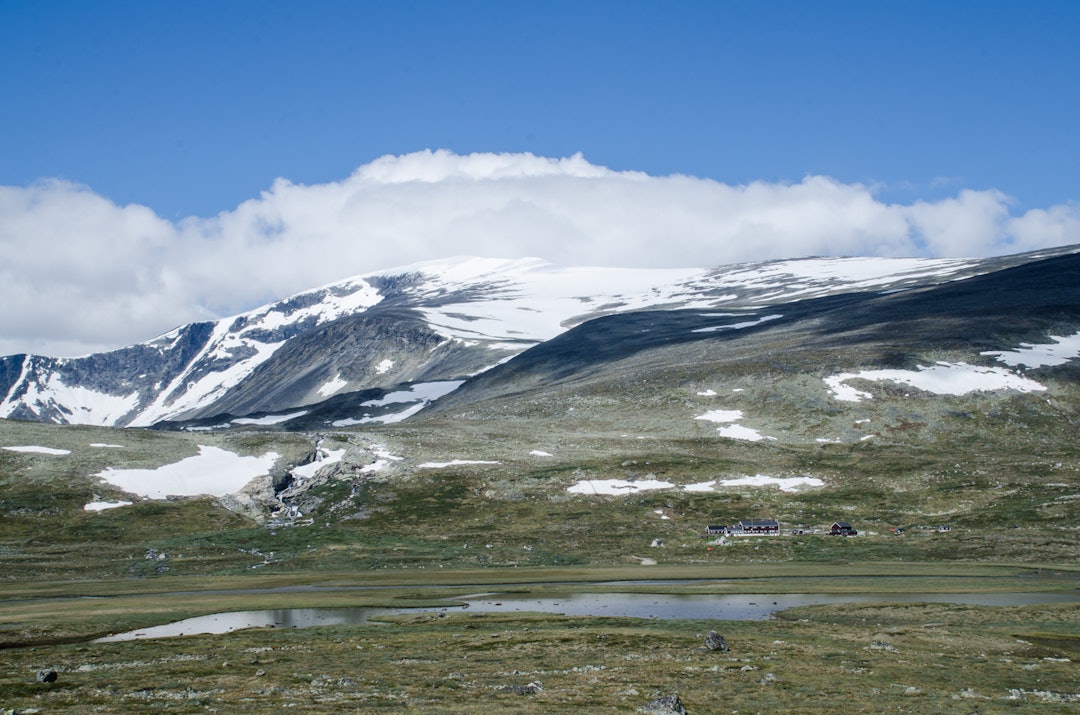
[707,519,858,536]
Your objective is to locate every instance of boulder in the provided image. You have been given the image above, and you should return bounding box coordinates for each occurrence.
[637,694,689,714]
[36,669,58,683]
[497,681,542,694]
[704,630,729,652]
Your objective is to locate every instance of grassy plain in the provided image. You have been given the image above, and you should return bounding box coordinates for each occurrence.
[2,373,1079,714]
[0,566,1078,714]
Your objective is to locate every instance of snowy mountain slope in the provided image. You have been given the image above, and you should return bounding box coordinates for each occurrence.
[0,249,1066,428]
[423,248,1080,424]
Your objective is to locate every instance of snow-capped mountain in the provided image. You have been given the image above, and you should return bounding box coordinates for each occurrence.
[0,250,1065,428]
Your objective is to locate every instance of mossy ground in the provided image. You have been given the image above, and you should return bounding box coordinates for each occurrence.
[1,601,1077,714]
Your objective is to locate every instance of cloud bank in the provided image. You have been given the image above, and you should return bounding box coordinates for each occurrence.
[2,149,1078,356]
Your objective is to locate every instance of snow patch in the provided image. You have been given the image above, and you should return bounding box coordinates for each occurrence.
[695,409,774,441]
[530,450,554,457]
[717,424,775,442]
[96,446,279,499]
[579,475,825,496]
[567,478,676,495]
[334,380,465,426]
[360,445,404,474]
[248,278,382,331]
[375,359,394,374]
[361,381,464,407]
[692,313,782,333]
[825,362,1046,401]
[90,443,125,448]
[696,389,717,397]
[232,410,308,426]
[84,500,132,512]
[823,376,873,402]
[317,375,348,397]
[982,331,1080,368]
[3,445,70,455]
[695,409,743,423]
[290,448,347,481]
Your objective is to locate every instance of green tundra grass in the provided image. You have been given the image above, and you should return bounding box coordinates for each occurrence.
[2,359,1078,714]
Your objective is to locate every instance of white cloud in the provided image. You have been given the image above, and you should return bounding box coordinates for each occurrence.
[2,149,1078,357]
[902,189,1013,256]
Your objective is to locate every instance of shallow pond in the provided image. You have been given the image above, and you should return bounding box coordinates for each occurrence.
[95,589,1080,642]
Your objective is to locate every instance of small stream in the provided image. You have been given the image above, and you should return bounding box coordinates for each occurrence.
[95,589,1080,642]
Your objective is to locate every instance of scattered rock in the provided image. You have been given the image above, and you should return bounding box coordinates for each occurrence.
[35,669,58,683]
[704,630,729,652]
[637,694,689,714]
[255,669,267,677]
[651,538,664,548]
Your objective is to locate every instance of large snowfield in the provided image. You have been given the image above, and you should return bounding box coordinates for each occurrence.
[95,446,279,500]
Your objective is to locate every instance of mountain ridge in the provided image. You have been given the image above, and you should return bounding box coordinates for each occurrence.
[1,248,1075,428]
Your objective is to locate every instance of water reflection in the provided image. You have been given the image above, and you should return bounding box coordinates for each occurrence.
[95,590,1079,642]
[455,590,1080,620]
[96,607,383,642]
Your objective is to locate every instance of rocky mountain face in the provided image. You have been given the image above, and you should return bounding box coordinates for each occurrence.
[0,249,1074,430]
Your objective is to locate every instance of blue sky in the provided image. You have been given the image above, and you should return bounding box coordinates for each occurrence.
[3,0,1077,216]
[1,1,1079,356]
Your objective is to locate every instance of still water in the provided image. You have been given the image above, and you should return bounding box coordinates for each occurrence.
[95,590,1080,642]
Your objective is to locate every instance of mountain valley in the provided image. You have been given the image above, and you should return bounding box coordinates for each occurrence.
[1,247,1078,578]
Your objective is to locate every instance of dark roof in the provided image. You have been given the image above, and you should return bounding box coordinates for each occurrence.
[832,521,853,528]
[738,519,779,527]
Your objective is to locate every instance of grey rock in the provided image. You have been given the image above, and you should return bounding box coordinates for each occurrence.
[704,630,729,652]
[637,694,689,714]
[497,681,543,694]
